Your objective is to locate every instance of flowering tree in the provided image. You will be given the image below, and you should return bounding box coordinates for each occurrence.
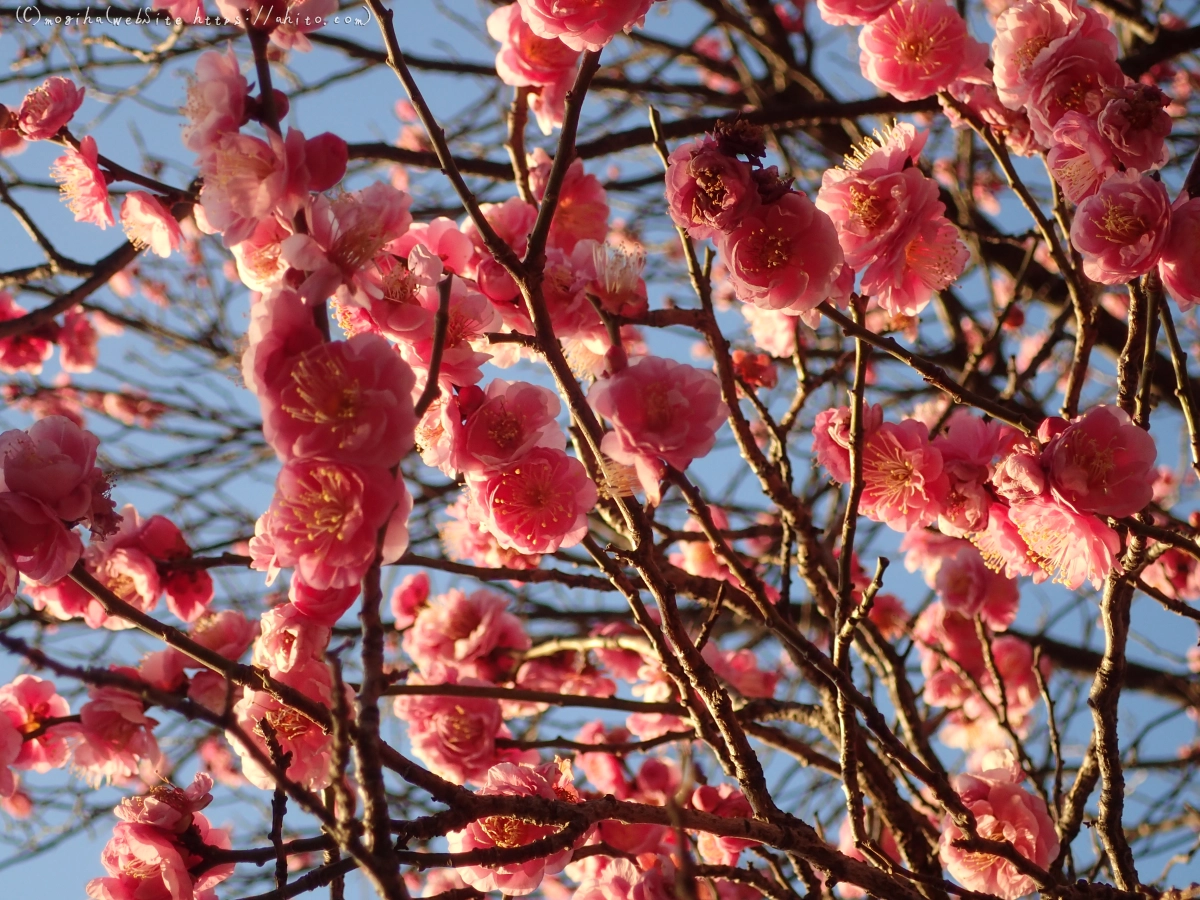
[2,0,1200,897]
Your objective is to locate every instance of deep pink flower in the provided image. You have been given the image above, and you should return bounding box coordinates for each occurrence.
[447,761,581,895]
[441,493,544,571]
[89,823,192,900]
[1010,495,1120,589]
[971,502,1044,581]
[242,289,324,397]
[718,191,844,314]
[17,76,85,140]
[230,217,292,293]
[1044,405,1156,516]
[253,602,333,673]
[1047,112,1118,204]
[393,671,508,785]
[1098,82,1172,171]
[450,379,564,476]
[590,355,727,504]
[813,403,884,484]
[939,753,1059,900]
[250,458,411,590]
[233,658,338,791]
[188,610,258,662]
[389,571,429,629]
[488,4,581,134]
[403,587,530,680]
[114,772,213,833]
[0,492,83,584]
[51,136,113,228]
[0,415,104,522]
[516,0,653,51]
[181,48,248,152]
[72,672,162,785]
[261,334,416,467]
[25,576,109,628]
[392,217,476,276]
[665,137,760,241]
[1070,171,1171,285]
[859,419,949,531]
[932,410,1018,537]
[470,446,597,555]
[0,675,72,772]
[991,0,1115,112]
[692,784,759,864]
[289,580,360,627]
[120,192,181,259]
[1158,195,1200,311]
[1023,32,1125,144]
[0,292,55,375]
[281,183,413,307]
[528,149,609,252]
[89,546,162,620]
[701,644,778,698]
[582,240,650,319]
[931,543,1019,630]
[60,307,99,373]
[858,0,988,102]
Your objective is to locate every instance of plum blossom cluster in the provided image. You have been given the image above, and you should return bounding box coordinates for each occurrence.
[0,669,163,804]
[0,416,118,606]
[816,405,1158,753]
[87,773,233,900]
[392,569,778,895]
[666,120,848,318]
[817,124,970,317]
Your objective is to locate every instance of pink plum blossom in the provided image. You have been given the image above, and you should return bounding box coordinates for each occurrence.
[253,603,333,673]
[817,0,897,25]
[1157,195,1200,311]
[51,136,113,229]
[470,447,597,555]
[233,658,338,791]
[403,587,530,680]
[991,0,1116,112]
[0,292,56,374]
[120,193,182,259]
[813,403,885,484]
[0,415,105,522]
[289,581,360,627]
[1047,112,1118,204]
[858,0,988,102]
[440,493,544,571]
[72,672,163,786]
[0,492,83,584]
[718,191,844,314]
[450,379,564,475]
[859,419,950,531]
[1023,32,1125,144]
[1070,171,1171,285]
[665,137,760,241]
[60,307,100,373]
[281,183,414,307]
[528,149,608,252]
[393,670,508,785]
[692,784,759,864]
[17,76,85,140]
[590,355,727,504]
[241,289,325,397]
[249,458,412,590]
[0,675,72,772]
[1044,405,1157,517]
[1098,82,1172,172]
[392,217,476,276]
[488,4,581,134]
[742,305,801,358]
[516,0,653,52]
[261,334,416,468]
[114,772,213,833]
[0,716,18,798]
[1009,495,1120,589]
[447,761,581,895]
[939,753,1059,899]
[181,48,248,152]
